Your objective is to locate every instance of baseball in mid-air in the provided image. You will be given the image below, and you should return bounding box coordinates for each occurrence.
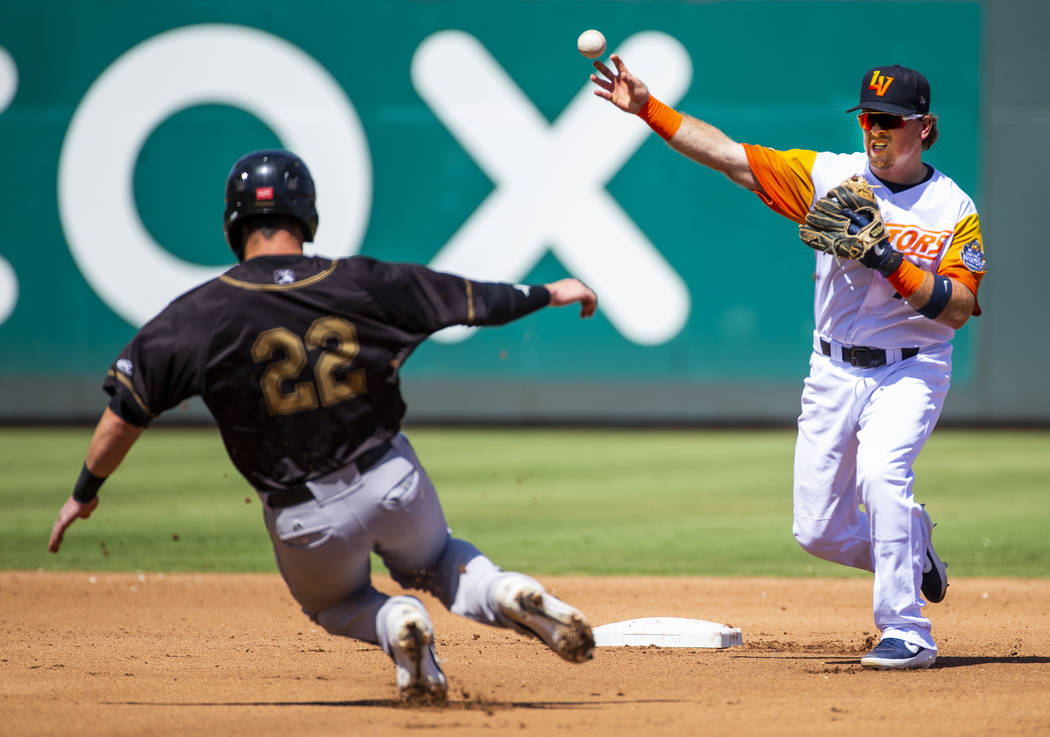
[577,29,606,59]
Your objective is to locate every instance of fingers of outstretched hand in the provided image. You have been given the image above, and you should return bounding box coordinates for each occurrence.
[48,513,70,553]
[592,59,615,81]
[579,289,598,318]
[590,62,616,101]
[547,279,597,317]
[48,497,97,553]
[590,72,613,92]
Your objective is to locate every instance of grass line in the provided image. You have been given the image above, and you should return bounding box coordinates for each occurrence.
[1,427,1047,577]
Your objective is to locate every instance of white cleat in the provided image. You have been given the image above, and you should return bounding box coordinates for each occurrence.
[495,579,594,663]
[387,605,448,704]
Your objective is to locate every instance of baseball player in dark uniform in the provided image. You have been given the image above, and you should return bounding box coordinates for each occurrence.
[49,149,598,702]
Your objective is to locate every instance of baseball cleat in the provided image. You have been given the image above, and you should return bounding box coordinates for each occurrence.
[495,578,594,663]
[920,505,948,603]
[387,606,447,704]
[860,637,936,670]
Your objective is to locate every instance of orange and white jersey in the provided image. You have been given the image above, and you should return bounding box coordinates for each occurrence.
[743,146,986,349]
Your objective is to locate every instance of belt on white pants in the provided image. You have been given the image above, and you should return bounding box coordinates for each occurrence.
[816,337,919,369]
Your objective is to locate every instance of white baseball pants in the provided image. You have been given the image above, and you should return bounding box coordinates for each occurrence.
[792,338,952,651]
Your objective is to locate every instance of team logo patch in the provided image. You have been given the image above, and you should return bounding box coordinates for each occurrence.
[961,239,986,273]
[115,358,133,376]
[255,186,274,201]
[513,284,531,297]
[273,269,296,285]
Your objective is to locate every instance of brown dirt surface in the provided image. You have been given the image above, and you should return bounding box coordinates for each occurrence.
[3,571,1049,736]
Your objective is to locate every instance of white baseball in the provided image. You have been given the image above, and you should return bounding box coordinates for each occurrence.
[577,29,606,59]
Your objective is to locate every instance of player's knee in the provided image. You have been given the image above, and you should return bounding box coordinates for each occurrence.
[856,451,911,494]
[792,517,836,557]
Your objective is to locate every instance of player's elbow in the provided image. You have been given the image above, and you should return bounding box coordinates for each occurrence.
[940,310,970,330]
[718,160,760,193]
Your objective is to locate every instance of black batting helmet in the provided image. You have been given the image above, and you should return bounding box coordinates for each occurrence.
[223,149,319,260]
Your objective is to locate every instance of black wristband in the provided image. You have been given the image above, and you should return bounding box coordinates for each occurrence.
[73,463,106,503]
[873,243,904,278]
[861,238,903,277]
[918,274,953,319]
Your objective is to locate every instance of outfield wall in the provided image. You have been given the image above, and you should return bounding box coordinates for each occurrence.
[0,1,1046,424]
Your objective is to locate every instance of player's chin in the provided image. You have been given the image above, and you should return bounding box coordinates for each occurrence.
[867,149,893,169]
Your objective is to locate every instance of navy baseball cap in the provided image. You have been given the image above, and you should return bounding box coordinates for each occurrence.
[846,65,930,115]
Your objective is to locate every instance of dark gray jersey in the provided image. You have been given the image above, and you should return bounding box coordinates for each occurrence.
[103,254,550,491]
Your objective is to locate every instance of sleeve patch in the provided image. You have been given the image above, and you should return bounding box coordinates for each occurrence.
[961,239,986,273]
[116,358,134,377]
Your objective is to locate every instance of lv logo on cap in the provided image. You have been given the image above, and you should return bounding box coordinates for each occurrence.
[868,71,894,96]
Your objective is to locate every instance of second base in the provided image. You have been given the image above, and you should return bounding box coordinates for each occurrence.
[592,617,743,648]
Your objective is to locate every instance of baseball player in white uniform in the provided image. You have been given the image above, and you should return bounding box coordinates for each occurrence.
[591,61,985,668]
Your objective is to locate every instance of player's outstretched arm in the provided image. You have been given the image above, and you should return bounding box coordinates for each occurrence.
[544,278,597,318]
[48,407,144,553]
[590,55,760,192]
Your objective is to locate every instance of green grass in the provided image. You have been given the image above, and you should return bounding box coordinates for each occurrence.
[1,426,1047,577]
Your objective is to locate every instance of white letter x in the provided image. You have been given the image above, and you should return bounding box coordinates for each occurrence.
[411,31,692,345]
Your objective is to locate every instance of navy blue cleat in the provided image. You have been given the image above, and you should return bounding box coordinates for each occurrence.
[860,637,936,670]
[920,505,948,603]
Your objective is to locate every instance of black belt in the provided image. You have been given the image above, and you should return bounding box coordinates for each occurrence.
[266,440,393,509]
[820,339,918,369]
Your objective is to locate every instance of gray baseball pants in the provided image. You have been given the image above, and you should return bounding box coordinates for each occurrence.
[258,433,532,652]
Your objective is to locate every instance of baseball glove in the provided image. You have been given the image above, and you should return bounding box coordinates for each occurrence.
[798,176,886,261]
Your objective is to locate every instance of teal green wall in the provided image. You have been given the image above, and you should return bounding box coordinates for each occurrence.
[0,1,1012,422]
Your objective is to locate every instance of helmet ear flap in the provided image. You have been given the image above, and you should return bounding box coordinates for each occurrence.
[227,222,246,261]
[223,150,319,260]
[224,211,246,259]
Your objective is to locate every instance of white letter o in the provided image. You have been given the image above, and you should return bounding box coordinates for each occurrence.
[58,24,371,326]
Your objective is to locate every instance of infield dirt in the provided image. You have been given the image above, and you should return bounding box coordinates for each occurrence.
[3,572,1049,736]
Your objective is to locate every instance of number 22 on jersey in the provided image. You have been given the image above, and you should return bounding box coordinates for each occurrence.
[251,316,367,416]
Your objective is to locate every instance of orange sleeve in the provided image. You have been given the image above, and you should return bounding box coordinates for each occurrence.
[937,212,985,315]
[742,144,817,224]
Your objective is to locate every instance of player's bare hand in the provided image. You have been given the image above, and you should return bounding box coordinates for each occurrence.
[590,54,649,114]
[545,278,597,318]
[48,495,99,553]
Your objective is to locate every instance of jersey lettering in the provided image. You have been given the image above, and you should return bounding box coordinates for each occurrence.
[251,327,318,415]
[251,316,367,416]
[885,225,952,262]
[305,316,367,407]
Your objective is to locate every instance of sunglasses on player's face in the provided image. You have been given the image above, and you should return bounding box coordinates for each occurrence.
[857,112,924,131]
